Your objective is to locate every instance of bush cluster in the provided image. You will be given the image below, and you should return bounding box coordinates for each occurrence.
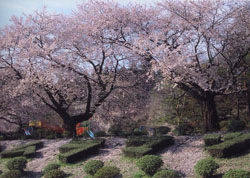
[153,169,180,178]
[6,157,27,172]
[44,169,66,178]
[136,155,163,176]
[93,166,120,178]
[194,158,219,178]
[222,169,250,178]
[0,170,22,178]
[84,160,104,175]
[43,163,61,174]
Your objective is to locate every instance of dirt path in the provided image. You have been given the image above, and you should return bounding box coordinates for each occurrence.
[159,136,205,178]
[25,139,70,178]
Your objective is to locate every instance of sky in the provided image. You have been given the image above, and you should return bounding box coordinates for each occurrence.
[0,0,153,28]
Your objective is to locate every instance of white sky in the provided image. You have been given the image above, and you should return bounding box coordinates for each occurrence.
[0,0,154,28]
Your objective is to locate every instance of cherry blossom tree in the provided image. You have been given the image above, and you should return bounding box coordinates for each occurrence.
[143,0,250,131]
[0,2,154,135]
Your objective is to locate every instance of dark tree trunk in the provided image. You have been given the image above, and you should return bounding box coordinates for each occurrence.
[247,88,250,119]
[202,93,219,132]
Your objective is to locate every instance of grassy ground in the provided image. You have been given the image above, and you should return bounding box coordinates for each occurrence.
[0,158,12,173]
[1,136,250,177]
[214,149,250,175]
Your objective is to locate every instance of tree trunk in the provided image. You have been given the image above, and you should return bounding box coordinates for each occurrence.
[202,93,219,132]
[247,87,250,119]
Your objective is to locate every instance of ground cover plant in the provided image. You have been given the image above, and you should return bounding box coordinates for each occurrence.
[136,155,163,176]
[0,141,43,158]
[123,136,174,158]
[207,133,250,158]
[58,139,105,163]
[203,134,222,147]
[84,160,104,176]
[194,158,219,178]
[93,166,120,178]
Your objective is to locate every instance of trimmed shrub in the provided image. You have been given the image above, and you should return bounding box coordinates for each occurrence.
[58,139,105,163]
[133,128,148,136]
[222,169,250,178]
[43,163,61,174]
[194,158,219,178]
[123,136,174,158]
[93,166,120,178]
[6,157,27,171]
[223,132,242,141]
[153,169,180,178]
[136,155,163,176]
[228,120,245,132]
[15,140,43,150]
[154,126,171,135]
[1,140,43,158]
[0,149,25,158]
[84,160,104,175]
[133,171,150,178]
[203,134,221,147]
[126,137,146,147]
[123,145,153,158]
[44,169,66,178]
[207,133,250,158]
[23,146,36,158]
[0,170,22,178]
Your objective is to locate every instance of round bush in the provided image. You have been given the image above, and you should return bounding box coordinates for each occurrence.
[133,171,149,178]
[84,160,104,175]
[44,169,66,178]
[222,169,250,178]
[0,170,22,178]
[194,158,219,178]
[153,169,180,178]
[93,166,120,178]
[43,163,61,174]
[6,157,27,171]
[136,155,163,176]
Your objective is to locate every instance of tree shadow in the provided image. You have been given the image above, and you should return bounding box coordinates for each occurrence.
[34,151,44,159]
[156,136,204,155]
[223,149,250,159]
[212,173,223,178]
[24,170,42,178]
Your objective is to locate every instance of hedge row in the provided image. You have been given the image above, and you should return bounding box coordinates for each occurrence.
[123,136,174,158]
[0,141,43,158]
[207,133,250,158]
[58,139,105,163]
[203,134,222,147]
[23,146,36,158]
